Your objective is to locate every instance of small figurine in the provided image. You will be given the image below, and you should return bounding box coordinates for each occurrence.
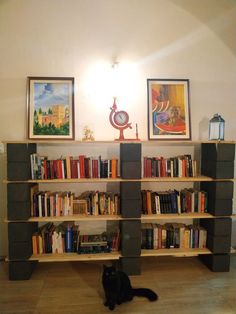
[82,126,95,141]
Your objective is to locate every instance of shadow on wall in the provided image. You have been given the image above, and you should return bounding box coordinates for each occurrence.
[198,117,209,140]
[169,0,236,56]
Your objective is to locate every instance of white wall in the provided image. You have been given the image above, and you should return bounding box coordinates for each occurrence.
[0,0,236,256]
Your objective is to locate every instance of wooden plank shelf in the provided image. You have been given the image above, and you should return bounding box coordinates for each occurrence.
[6,213,233,223]
[141,248,211,257]
[29,252,121,262]
[28,215,123,222]
[2,140,235,145]
[4,176,226,184]
[141,213,217,220]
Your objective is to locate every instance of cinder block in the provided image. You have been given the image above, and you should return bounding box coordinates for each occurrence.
[121,220,141,256]
[121,161,141,179]
[201,182,233,200]
[199,254,230,272]
[200,218,232,236]
[8,241,32,260]
[120,257,141,275]
[207,234,231,254]
[7,143,37,162]
[7,184,33,202]
[7,162,32,181]
[120,182,141,200]
[120,143,141,162]
[206,199,232,216]
[201,161,234,179]
[9,261,37,280]
[121,199,141,218]
[8,201,31,220]
[8,223,38,242]
[201,143,235,161]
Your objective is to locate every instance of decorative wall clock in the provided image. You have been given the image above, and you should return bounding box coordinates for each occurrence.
[109,97,140,141]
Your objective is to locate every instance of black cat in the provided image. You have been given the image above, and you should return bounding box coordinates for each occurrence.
[102,265,158,311]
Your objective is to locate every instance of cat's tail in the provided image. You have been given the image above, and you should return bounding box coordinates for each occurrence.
[132,288,158,301]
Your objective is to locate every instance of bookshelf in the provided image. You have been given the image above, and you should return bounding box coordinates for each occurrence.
[4,140,235,279]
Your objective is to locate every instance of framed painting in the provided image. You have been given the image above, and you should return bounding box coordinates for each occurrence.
[147,79,191,140]
[27,77,75,140]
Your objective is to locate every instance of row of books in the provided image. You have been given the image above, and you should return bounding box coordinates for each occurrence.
[78,190,120,216]
[78,232,120,254]
[141,188,207,215]
[32,222,120,254]
[30,153,119,180]
[31,187,208,218]
[143,155,197,178]
[31,189,120,217]
[30,153,200,180]
[141,223,207,250]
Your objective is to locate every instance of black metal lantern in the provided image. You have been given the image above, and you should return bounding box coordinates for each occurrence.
[209,113,225,140]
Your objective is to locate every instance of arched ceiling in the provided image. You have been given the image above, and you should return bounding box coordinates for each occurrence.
[169,0,236,56]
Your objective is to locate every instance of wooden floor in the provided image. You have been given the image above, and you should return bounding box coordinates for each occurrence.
[0,256,236,314]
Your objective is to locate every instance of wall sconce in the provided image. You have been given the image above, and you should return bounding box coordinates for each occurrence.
[209,113,225,140]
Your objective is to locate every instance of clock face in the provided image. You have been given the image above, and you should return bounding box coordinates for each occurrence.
[114,111,129,126]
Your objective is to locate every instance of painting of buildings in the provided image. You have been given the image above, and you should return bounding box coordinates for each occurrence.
[28,78,74,139]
